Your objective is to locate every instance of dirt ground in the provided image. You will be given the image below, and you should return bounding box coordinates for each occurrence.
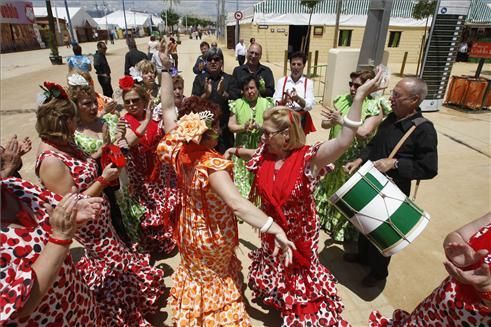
[1,36,490,326]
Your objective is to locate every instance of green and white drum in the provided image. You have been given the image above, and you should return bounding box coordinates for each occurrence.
[329,160,430,257]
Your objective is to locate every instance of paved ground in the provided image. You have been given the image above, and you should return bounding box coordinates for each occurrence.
[1,36,490,326]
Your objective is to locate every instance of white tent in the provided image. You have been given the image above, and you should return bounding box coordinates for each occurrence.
[100,10,162,29]
[34,7,98,28]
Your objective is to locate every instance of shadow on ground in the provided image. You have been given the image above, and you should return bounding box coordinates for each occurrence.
[319,239,386,301]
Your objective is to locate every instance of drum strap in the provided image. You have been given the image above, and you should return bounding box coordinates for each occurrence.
[388,117,429,200]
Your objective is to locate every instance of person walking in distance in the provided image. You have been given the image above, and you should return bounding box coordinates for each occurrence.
[93,41,113,98]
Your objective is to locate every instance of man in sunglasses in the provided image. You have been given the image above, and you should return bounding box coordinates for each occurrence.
[191,48,240,153]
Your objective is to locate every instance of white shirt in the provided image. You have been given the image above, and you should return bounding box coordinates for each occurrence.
[235,42,246,57]
[273,75,315,111]
[148,40,159,54]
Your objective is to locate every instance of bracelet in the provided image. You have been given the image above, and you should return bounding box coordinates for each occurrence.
[260,216,274,233]
[96,176,110,188]
[235,147,242,157]
[48,235,73,246]
[479,290,491,301]
[343,116,363,128]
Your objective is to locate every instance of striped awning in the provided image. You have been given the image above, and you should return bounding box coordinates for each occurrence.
[253,0,491,24]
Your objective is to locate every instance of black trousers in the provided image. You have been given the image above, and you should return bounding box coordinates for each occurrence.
[97,75,114,98]
[237,55,245,66]
[357,234,391,278]
[103,185,131,245]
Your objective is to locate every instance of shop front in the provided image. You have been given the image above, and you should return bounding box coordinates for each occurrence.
[0,0,41,53]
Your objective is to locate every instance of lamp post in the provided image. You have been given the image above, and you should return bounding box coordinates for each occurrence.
[122,0,129,38]
[45,0,62,64]
[63,0,76,44]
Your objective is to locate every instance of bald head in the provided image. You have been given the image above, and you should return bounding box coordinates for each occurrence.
[399,78,428,105]
[247,43,263,66]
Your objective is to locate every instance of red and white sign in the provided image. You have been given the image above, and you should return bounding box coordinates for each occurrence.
[469,42,491,59]
[0,1,34,25]
[234,10,243,21]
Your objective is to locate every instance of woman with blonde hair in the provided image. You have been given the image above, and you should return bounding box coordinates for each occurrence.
[135,59,160,105]
[226,69,385,326]
[156,42,295,326]
[34,82,167,326]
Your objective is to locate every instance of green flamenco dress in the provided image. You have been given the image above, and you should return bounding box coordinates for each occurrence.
[229,97,273,197]
[315,94,391,242]
[74,113,145,243]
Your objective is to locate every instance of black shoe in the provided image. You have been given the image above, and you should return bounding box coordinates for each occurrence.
[343,253,362,263]
[361,273,386,287]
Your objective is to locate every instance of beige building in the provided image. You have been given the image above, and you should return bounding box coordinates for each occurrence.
[226,0,490,66]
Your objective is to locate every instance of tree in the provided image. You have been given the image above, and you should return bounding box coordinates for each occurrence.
[166,0,181,11]
[412,0,437,75]
[161,8,180,33]
[300,0,321,53]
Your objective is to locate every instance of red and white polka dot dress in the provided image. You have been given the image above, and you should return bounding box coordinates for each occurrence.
[36,151,166,326]
[0,177,104,326]
[369,224,491,327]
[247,143,351,326]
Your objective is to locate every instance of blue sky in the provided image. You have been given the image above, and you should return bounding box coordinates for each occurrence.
[32,0,261,18]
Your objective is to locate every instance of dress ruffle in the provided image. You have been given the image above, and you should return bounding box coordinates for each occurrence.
[169,256,250,326]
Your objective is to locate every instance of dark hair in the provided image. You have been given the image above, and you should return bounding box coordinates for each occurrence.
[250,38,255,43]
[127,38,137,49]
[73,44,82,55]
[150,35,155,41]
[204,47,223,61]
[290,51,307,64]
[178,96,221,135]
[96,41,106,49]
[200,41,209,48]
[170,37,176,43]
[350,70,375,84]
[241,75,259,90]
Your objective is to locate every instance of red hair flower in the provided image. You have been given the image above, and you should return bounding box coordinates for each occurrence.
[40,81,68,100]
[119,75,135,91]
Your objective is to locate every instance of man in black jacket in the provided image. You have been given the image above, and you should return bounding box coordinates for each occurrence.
[192,48,240,153]
[232,43,275,97]
[344,77,438,287]
[93,41,113,97]
[192,41,209,75]
[124,38,147,75]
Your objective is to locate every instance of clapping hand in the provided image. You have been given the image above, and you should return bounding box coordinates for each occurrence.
[445,241,488,268]
[204,78,213,97]
[0,135,22,176]
[19,137,32,156]
[217,76,225,96]
[320,104,343,129]
[355,65,388,98]
[444,258,491,292]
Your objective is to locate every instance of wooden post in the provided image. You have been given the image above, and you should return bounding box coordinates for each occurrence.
[400,51,408,77]
[475,58,485,79]
[307,52,312,76]
[283,50,288,76]
[314,50,319,76]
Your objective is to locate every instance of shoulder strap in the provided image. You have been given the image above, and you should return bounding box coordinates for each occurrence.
[388,116,428,159]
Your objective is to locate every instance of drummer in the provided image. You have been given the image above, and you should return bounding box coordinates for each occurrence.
[343,77,438,287]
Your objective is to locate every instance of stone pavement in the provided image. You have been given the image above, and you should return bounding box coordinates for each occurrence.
[1,36,490,326]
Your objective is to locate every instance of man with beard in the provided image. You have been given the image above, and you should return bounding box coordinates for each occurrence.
[232,43,275,97]
[192,48,240,153]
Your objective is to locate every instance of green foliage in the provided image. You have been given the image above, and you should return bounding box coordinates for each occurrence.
[412,0,437,20]
[186,16,214,28]
[300,0,321,10]
[161,8,180,27]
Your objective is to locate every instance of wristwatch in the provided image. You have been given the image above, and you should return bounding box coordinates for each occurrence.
[393,159,399,169]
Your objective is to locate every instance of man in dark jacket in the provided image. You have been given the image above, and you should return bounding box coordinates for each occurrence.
[93,41,113,97]
[124,38,147,75]
[344,77,438,287]
[192,41,209,75]
[232,43,275,97]
[192,48,240,153]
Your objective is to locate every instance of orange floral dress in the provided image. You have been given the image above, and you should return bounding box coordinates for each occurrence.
[157,131,251,327]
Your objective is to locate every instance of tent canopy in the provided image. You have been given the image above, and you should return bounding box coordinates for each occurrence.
[34,7,98,28]
[100,10,162,29]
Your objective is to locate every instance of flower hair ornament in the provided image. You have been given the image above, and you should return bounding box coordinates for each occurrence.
[36,81,69,105]
[119,75,135,91]
[129,66,143,82]
[175,111,215,144]
[67,73,89,87]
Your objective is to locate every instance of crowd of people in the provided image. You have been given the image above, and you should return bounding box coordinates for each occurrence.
[1,34,490,327]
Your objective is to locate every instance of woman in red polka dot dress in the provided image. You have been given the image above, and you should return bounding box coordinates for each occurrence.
[33,82,166,326]
[369,212,491,327]
[227,70,385,326]
[1,177,105,326]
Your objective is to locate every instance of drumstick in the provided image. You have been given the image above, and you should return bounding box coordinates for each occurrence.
[412,180,421,201]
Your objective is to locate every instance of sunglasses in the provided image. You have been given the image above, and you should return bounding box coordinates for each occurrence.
[349,81,363,88]
[263,128,287,139]
[124,98,142,105]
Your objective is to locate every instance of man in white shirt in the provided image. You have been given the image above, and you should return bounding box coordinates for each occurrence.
[273,51,316,134]
[235,39,247,65]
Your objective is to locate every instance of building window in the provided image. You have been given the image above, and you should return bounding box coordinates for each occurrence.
[388,31,402,48]
[338,30,352,47]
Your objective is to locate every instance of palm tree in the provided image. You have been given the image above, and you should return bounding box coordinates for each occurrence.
[167,0,181,11]
[412,0,437,75]
[300,0,321,53]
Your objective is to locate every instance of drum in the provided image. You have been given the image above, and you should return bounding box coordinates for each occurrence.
[329,160,430,257]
